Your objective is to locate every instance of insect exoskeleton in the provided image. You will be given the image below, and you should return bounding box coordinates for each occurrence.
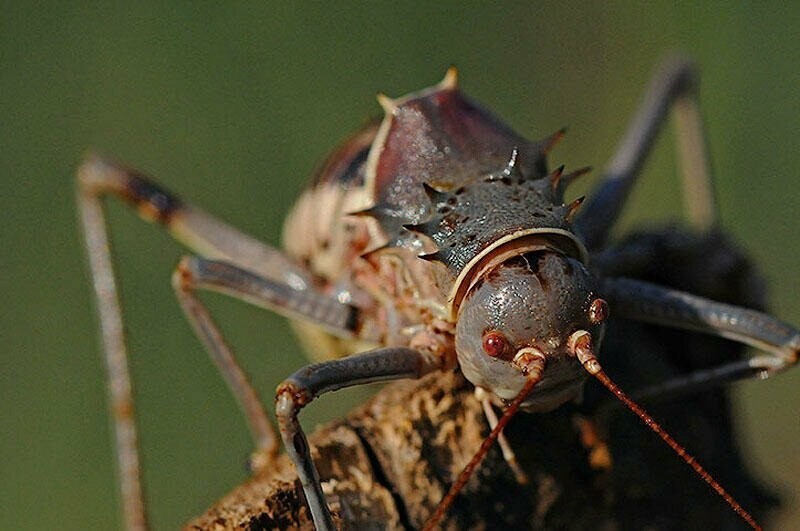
[274,64,786,530]
[456,251,606,412]
[280,67,594,377]
[83,59,796,531]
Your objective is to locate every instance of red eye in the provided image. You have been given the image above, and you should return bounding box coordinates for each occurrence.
[482,330,508,358]
[589,298,609,324]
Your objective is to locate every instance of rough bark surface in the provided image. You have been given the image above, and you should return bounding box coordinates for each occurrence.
[187,370,603,530]
[188,229,781,530]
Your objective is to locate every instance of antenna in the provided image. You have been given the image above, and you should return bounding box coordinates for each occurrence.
[569,330,762,531]
[422,354,546,530]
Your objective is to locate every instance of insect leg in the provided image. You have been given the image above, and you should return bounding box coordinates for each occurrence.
[77,155,315,530]
[578,56,717,249]
[175,256,360,339]
[78,173,147,531]
[475,388,528,484]
[275,347,443,531]
[159,254,362,504]
[77,154,312,287]
[602,276,799,393]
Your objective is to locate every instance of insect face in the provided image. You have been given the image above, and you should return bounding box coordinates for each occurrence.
[455,251,605,411]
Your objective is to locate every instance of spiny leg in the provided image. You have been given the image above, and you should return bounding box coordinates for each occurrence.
[578,56,718,250]
[601,275,798,397]
[275,347,443,531]
[77,155,315,529]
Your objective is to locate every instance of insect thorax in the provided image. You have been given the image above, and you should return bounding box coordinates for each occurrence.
[283,76,587,356]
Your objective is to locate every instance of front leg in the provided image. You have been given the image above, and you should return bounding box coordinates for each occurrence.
[602,276,798,396]
[275,347,443,530]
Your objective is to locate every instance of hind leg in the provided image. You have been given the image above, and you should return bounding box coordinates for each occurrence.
[77,156,325,529]
[578,56,718,249]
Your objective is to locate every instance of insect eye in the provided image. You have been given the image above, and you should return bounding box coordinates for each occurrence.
[589,298,609,324]
[481,330,509,358]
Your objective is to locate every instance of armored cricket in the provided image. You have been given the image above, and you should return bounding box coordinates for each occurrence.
[79,57,798,530]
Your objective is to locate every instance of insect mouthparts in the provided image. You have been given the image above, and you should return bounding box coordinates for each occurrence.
[83,57,796,530]
[423,354,547,531]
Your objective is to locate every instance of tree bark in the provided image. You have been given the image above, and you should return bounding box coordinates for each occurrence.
[187,366,777,530]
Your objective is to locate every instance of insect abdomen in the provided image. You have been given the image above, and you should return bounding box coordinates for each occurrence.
[283,122,379,284]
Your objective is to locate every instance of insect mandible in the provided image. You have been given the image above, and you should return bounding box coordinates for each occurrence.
[78,57,798,530]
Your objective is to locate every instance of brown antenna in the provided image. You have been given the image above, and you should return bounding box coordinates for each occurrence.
[422,353,546,530]
[569,330,762,531]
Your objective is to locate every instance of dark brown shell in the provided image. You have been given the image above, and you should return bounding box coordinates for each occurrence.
[310,121,380,190]
[364,75,585,275]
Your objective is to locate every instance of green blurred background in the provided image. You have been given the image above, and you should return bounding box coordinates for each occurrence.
[2,3,799,529]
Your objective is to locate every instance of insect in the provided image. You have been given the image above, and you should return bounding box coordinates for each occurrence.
[79,57,798,530]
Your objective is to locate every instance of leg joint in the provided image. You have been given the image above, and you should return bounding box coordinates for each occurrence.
[659,54,698,96]
[275,381,312,416]
[171,255,198,293]
[77,153,183,224]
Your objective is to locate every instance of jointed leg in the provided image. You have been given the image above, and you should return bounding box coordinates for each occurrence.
[172,255,364,469]
[175,256,360,337]
[474,388,528,484]
[673,86,716,230]
[77,155,319,529]
[78,178,147,531]
[172,260,275,467]
[602,275,799,396]
[78,154,312,287]
[578,56,718,250]
[275,347,443,531]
